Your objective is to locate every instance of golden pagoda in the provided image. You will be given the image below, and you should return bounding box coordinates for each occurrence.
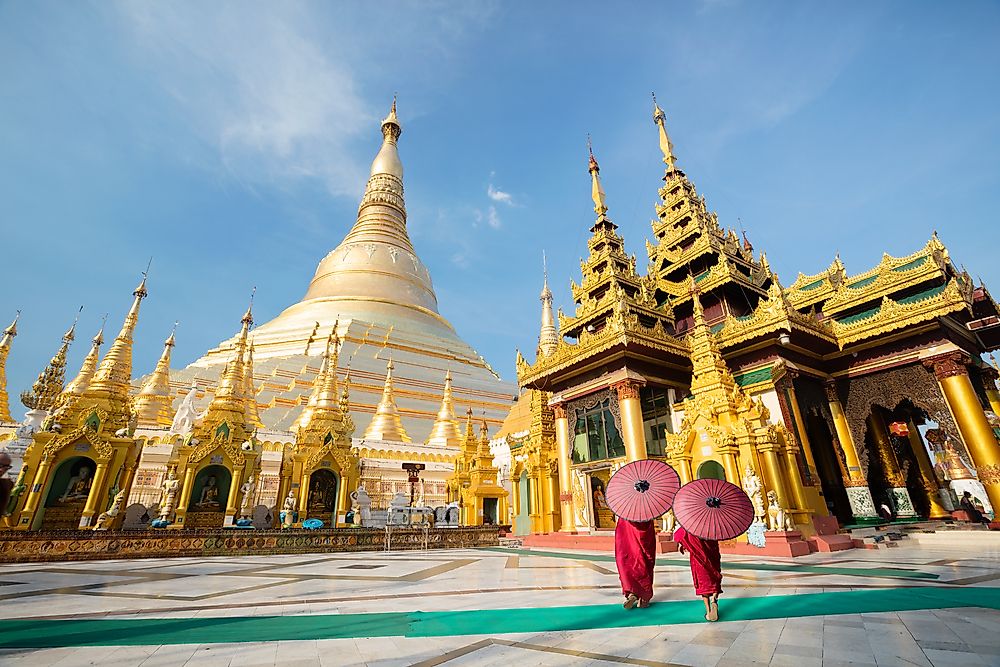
[513,95,1000,539]
[170,303,261,529]
[425,371,463,448]
[363,359,411,443]
[11,280,147,530]
[21,316,77,415]
[0,313,19,423]
[171,100,515,441]
[279,331,358,527]
[133,326,176,427]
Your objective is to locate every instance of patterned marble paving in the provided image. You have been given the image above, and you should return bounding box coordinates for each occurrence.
[1,541,999,666]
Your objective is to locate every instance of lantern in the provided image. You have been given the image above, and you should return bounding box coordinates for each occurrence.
[888,421,909,437]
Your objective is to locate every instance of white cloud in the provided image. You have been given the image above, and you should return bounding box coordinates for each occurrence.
[487,183,515,205]
[487,206,502,229]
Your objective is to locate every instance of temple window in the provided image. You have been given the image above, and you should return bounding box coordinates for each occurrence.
[571,399,625,463]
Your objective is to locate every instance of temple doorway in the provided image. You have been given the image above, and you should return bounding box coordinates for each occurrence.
[696,460,726,481]
[804,410,852,525]
[306,469,338,524]
[590,471,614,529]
[483,497,498,525]
[187,465,230,528]
[41,456,97,530]
[513,470,531,535]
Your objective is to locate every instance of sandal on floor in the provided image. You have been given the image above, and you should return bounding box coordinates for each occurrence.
[623,593,639,610]
[707,600,719,622]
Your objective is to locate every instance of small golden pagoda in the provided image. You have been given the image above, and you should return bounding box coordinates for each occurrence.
[21,317,77,416]
[447,409,508,525]
[363,359,411,443]
[0,313,20,423]
[170,304,261,529]
[11,280,147,530]
[277,332,358,527]
[425,371,463,448]
[133,327,176,428]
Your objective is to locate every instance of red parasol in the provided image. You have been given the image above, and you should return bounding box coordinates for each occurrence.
[672,478,754,541]
[605,459,681,522]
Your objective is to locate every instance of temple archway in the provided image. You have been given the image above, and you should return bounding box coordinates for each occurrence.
[40,456,97,530]
[305,469,338,524]
[696,460,726,481]
[188,465,231,520]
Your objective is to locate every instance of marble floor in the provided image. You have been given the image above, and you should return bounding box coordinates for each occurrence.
[1,536,999,666]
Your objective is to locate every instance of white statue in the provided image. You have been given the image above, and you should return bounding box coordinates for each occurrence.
[350,486,372,526]
[281,491,296,528]
[170,382,200,437]
[766,490,795,532]
[743,463,766,523]
[94,489,127,530]
[416,478,426,508]
[159,470,180,522]
[239,475,256,520]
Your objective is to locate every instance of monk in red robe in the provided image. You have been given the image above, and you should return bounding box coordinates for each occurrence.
[614,519,657,609]
[673,525,723,621]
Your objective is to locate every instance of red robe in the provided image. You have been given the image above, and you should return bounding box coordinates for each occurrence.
[673,526,723,597]
[614,519,657,602]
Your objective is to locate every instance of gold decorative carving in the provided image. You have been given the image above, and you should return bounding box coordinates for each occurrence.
[923,351,971,380]
[612,380,642,401]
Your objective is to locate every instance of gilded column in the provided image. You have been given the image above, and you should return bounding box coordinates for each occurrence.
[759,445,791,510]
[79,462,110,528]
[171,466,197,529]
[825,382,879,522]
[613,379,647,462]
[528,473,540,532]
[785,378,819,482]
[298,471,313,521]
[982,367,1000,417]
[781,444,809,511]
[675,455,693,484]
[225,467,244,526]
[926,352,1000,516]
[336,472,350,527]
[552,404,576,532]
[720,448,741,485]
[16,457,54,529]
[905,417,950,519]
[867,411,917,518]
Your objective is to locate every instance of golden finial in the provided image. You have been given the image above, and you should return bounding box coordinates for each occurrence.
[538,251,559,358]
[587,136,609,217]
[3,311,19,338]
[243,287,255,327]
[652,92,678,169]
[86,272,147,407]
[381,95,402,140]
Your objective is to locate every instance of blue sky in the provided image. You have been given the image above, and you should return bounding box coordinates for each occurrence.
[2,1,999,406]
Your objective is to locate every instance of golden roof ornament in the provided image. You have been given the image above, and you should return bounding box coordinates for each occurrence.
[298,331,344,436]
[0,311,19,422]
[297,332,333,434]
[135,324,176,427]
[426,370,463,447]
[21,310,79,412]
[652,92,678,169]
[86,277,146,399]
[363,358,411,442]
[244,342,262,428]
[587,136,609,218]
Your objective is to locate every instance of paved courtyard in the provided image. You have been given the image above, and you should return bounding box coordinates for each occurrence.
[1,533,999,666]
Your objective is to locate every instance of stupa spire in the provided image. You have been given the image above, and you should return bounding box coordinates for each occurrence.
[244,342,262,428]
[687,278,738,399]
[426,371,462,447]
[0,311,19,422]
[588,136,609,218]
[296,332,332,433]
[62,320,105,398]
[86,276,146,399]
[134,324,177,427]
[363,358,411,442]
[538,251,559,357]
[21,311,79,412]
[299,331,343,434]
[652,92,678,169]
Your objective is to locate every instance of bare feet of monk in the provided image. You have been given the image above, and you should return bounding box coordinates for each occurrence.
[623,593,639,610]
[637,599,650,609]
[703,595,718,622]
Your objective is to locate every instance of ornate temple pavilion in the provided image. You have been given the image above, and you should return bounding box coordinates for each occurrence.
[507,97,1000,538]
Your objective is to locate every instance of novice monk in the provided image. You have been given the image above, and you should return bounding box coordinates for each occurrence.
[614,518,657,609]
[673,525,723,621]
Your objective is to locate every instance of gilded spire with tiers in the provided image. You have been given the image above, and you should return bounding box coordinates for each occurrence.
[0,312,19,422]
[134,325,176,427]
[647,94,773,319]
[192,304,255,443]
[296,334,331,434]
[244,342,262,428]
[363,359,411,442]
[298,332,344,435]
[21,314,78,412]
[426,371,462,447]
[537,252,559,357]
[62,322,105,398]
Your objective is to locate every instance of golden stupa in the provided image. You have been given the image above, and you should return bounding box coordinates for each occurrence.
[168,101,516,439]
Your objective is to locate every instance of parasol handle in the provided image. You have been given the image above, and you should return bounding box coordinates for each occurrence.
[633,480,650,493]
[705,496,722,508]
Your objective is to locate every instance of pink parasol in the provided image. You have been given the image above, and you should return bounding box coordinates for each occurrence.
[605,459,681,522]
[672,478,754,541]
